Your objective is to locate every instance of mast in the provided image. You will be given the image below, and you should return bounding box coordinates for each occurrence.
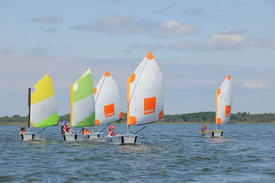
[28,88,31,129]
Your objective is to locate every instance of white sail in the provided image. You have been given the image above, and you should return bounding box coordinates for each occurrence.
[127,52,164,126]
[94,71,123,126]
[216,75,232,125]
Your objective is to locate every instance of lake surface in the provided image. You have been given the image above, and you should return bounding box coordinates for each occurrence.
[0,124,274,183]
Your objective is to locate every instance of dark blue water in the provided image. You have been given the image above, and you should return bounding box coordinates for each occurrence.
[0,124,274,183]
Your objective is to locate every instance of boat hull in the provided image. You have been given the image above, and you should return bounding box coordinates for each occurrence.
[200,130,224,138]
[62,133,103,141]
[105,135,138,145]
[19,132,40,141]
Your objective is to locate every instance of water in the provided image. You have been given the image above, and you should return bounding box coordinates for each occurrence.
[0,124,275,183]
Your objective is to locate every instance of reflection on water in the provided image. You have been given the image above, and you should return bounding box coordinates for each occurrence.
[0,124,275,182]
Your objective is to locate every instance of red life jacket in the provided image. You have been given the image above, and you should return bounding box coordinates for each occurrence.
[107,130,116,136]
[20,130,26,134]
[64,126,69,132]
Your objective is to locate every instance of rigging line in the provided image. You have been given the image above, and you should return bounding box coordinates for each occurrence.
[137,121,156,126]
[38,128,45,133]
[95,75,106,104]
[134,126,147,134]
[99,124,109,132]
[127,58,148,108]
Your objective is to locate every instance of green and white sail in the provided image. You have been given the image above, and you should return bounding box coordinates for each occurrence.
[30,73,59,128]
[70,68,95,127]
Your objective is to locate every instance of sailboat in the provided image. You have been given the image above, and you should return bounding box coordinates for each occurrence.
[106,51,165,144]
[63,68,95,141]
[201,74,232,137]
[21,73,59,141]
[94,71,123,138]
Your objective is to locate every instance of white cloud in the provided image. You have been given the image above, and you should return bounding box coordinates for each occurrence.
[243,81,270,89]
[150,20,199,37]
[130,30,275,52]
[32,15,62,24]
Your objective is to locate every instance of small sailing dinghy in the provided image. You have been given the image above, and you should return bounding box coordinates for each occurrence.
[94,71,123,141]
[63,68,95,141]
[200,74,232,137]
[109,52,164,145]
[21,73,59,141]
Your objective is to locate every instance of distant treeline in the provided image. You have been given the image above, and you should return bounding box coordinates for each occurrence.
[1,112,275,124]
[164,112,275,123]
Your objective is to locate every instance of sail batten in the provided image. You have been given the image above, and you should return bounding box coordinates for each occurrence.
[95,71,123,126]
[30,73,59,128]
[127,52,164,126]
[216,74,232,125]
[71,68,95,127]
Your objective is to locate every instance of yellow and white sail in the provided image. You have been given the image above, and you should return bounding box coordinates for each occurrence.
[127,52,164,126]
[216,75,232,126]
[94,71,123,126]
[30,73,59,128]
[70,68,95,127]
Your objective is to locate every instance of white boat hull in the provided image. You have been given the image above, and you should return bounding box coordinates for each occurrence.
[105,135,137,145]
[62,133,103,141]
[19,132,40,141]
[200,130,224,138]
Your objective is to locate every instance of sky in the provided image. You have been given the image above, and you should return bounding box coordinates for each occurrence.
[0,0,275,116]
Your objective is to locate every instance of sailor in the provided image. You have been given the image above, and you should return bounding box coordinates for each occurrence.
[61,121,70,134]
[201,123,208,132]
[81,127,90,135]
[19,126,26,134]
[107,125,117,136]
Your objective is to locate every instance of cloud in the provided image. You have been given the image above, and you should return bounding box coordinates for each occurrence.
[256,36,275,49]
[182,8,205,16]
[45,28,58,33]
[70,15,199,37]
[243,81,270,89]
[205,33,248,50]
[130,30,275,52]
[70,14,155,35]
[150,20,199,37]
[32,15,62,24]
[152,3,174,14]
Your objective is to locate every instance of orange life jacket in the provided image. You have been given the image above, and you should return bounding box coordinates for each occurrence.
[82,130,90,135]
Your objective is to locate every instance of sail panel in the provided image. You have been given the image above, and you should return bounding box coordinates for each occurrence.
[30,73,59,128]
[71,68,95,127]
[95,71,122,126]
[127,52,164,126]
[216,75,232,125]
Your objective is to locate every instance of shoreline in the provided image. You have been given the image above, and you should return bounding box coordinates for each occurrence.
[1,121,275,126]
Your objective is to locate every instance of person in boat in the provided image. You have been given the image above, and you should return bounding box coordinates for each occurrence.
[61,121,70,134]
[201,123,208,133]
[107,125,118,136]
[81,127,90,135]
[19,126,26,134]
